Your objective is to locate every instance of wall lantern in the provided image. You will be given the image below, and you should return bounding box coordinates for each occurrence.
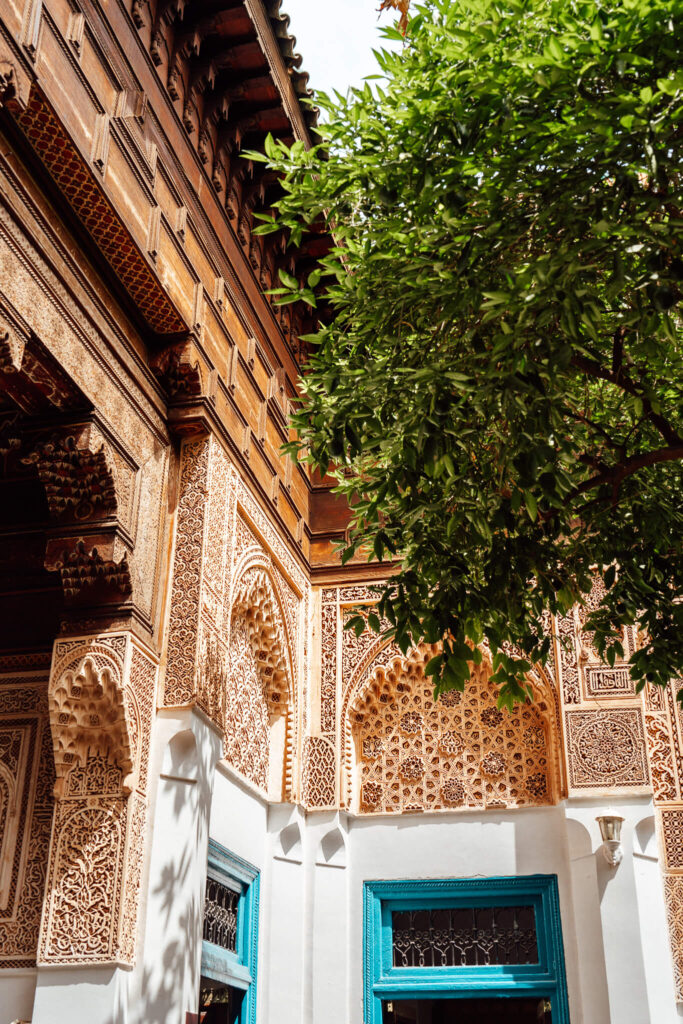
[596,814,624,867]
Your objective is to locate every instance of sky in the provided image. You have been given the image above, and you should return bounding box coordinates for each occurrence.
[281,0,401,98]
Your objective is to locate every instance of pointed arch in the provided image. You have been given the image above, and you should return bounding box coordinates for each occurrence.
[343,643,565,814]
[225,563,295,798]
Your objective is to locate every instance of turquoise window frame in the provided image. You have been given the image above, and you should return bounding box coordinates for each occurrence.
[200,840,260,1024]
[363,875,570,1024]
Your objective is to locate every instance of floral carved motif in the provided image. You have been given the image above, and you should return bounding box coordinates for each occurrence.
[555,612,581,705]
[645,712,679,804]
[664,876,683,1001]
[164,437,209,706]
[40,635,156,965]
[565,709,649,789]
[224,617,271,791]
[349,645,558,814]
[321,597,337,733]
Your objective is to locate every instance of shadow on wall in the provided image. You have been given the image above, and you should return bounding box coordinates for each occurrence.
[276,821,303,861]
[318,827,346,868]
[101,724,216,1024]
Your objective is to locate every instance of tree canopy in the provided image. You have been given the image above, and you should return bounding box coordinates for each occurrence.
[249,0,683,704]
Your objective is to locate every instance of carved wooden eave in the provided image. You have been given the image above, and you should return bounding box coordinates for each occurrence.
[0,33,187,338]
[130,0,329,369]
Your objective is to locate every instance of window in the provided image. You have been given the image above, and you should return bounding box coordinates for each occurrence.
[364,876,569,1024]
[199,841,260,1024]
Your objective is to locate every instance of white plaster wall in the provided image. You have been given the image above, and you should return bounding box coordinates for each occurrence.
[130,708,222,1024]
[347,804,580,1023]
[32,966,131,1024]
[0,968,37,1022]
[565,797,680,1024]
[210,763,269,870]
[262,805,306,1024]
[23,759,679,1024]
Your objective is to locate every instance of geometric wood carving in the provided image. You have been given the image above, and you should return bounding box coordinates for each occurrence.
[6,87,186,335]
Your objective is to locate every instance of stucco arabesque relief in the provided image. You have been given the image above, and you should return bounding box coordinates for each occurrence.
[0,666,54,969]
[163,435,306,800]
[38,633,156,966]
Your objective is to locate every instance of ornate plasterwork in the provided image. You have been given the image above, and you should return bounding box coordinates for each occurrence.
[565,709,649,790]
[39,634,156,966]
[50,651,133,795]
[645,711,679,804]
[664,876,683,999]
[164,437,210,707]
[347,644,559,815]
[230,567,291,712]
[302,736,336,809]
[321,594,337,734]
[225,566,294,795]
[0,674,54,968]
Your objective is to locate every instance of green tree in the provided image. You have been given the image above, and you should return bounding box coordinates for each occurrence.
[250,0,683,705]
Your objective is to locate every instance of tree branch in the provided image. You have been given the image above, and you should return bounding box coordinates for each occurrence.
[572,444,683,501]
[571,353,682,446]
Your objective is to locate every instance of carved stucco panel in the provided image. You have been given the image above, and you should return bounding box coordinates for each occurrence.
[39,634,156,966]
[664,875,683,1001]
[348,644,560,815]
[565,708,649,790]
[224,565,295,796]
[164,437,210,706]
[302,735,336,809]
[0,676,54,968]
[39,799,127,963]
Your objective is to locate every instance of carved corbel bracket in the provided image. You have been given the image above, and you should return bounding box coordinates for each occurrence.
[150,332,205,400]
[0,30,35,113]
[152,333,221,438]
[44,537,133,605]
[0,307,86,414]
[22,422,118,522]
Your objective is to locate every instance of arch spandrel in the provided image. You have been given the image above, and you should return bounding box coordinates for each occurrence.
[344,643,564,815]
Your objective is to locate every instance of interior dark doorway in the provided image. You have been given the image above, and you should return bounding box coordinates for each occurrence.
[382,996,552,1023]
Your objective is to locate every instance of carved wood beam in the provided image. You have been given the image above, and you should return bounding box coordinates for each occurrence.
[2,79,187,336]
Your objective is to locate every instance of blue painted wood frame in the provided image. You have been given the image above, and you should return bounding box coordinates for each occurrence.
[201,840,260,1024]
[363,875,570,1024]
